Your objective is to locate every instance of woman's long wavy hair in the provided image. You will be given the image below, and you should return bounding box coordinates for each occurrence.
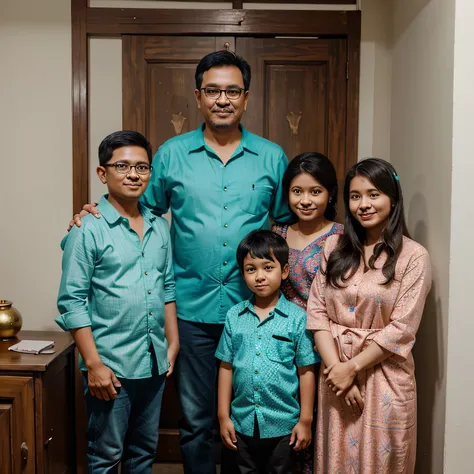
[325,158,409,287]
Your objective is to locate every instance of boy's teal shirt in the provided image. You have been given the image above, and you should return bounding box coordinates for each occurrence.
[215,293,320,439]
[141,124,293,324]
[56,195,175,379]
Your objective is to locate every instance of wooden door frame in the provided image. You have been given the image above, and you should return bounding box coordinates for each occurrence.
[71,0,360,213]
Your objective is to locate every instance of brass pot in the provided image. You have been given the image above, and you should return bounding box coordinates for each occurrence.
[0,300,23,338]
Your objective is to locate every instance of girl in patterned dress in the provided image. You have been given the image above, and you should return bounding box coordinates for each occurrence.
[273,152,344,474]
[307,158,431,473]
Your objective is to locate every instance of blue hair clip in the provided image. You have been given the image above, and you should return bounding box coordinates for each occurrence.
[393,172,400,181]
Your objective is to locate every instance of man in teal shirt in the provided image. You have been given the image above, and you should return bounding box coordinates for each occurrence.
[58,131,179,473]
[72,51,292,473]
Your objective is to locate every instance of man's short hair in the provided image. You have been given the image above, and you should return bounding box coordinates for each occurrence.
[195,50,251,91]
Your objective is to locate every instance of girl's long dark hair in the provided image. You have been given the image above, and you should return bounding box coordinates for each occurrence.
[325,158,410,287]
[282,152,338,221]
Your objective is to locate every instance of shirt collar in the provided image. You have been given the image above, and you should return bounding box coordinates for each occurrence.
[98,194,156,225]
[189,123,258,155]
[238,292,291,318]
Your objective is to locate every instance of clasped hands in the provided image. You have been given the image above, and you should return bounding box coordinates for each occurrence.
[324,360,364,415]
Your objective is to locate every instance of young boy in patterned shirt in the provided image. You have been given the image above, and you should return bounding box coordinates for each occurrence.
[216,230,319,473]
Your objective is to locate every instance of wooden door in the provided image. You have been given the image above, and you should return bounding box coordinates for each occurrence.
[0,377,35,474]
[237,37,348,216]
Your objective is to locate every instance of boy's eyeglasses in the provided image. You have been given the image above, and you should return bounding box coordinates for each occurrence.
[200,87,245,100]
[103,163,153,175]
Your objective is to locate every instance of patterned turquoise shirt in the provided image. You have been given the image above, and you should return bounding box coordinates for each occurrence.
[142,124,292,324]
[215,294,320,438]
[56,195,175,379]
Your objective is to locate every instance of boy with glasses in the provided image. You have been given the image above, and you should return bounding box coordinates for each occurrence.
[56,130,179,473]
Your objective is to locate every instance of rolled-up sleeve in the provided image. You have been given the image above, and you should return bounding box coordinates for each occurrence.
[372,250,432,360]
[56,226,96,330]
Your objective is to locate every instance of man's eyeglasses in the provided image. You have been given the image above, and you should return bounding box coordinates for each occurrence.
[200,87,246,100]
[103,163,153,175]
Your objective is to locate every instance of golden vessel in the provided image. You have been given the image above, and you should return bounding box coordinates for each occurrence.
[0,300,23,338]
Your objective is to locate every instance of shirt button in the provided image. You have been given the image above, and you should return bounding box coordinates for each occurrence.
[258,336,262,340]
[224,206,228,210]
[224,224,228,228]
[145,271,148,276]
[254,387,259,391]
[148,328,153,333]
[149,311,153,316]
[256,352,261,356]
[148,290,151,295]
[256,404,260,408]
[255,370,259,374]
[223,242,227,247]
[269,311,275,316]
[224,186,228,191]
[223,282,227,286]
[223,261,228,266]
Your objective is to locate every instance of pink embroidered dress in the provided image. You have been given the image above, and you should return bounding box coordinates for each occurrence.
[307,234,432,474]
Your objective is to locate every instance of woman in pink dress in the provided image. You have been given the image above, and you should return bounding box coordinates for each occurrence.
[273,152,343,474]
[307,158,431,474]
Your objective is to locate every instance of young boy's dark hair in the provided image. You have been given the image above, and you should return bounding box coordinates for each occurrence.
[195,50,252,91]
[98,130,153,166]
[236,230,289,273]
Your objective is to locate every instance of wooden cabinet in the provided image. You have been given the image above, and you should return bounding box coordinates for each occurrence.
[0,331,76,474]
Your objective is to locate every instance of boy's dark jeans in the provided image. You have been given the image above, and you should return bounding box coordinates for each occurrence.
[83,361,166,474]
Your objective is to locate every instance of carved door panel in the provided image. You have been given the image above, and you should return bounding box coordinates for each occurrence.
[237,37,348,216]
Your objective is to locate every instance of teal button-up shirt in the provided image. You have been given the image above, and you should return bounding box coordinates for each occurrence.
[56,195,175,379]
[215,294,319,438]
[142,124,292,324]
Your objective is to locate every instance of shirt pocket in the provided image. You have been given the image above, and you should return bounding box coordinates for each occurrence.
[239,184,274,216]
[267,334,295,364]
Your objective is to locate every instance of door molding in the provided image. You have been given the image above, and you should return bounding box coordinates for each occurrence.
[71,0,360,212]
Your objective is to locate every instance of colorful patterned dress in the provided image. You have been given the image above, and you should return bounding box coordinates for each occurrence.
[307,235,432,474]
[272,222,344,474]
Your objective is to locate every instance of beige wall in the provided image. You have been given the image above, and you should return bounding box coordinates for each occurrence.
[390,0,455,472]
[0,0,72,330]
[445,0,474,469]
[358,0,392,160]
[89,38,122,203]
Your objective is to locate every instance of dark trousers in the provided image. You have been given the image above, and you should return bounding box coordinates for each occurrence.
[175,319,238,474]
[235,430,294,474]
